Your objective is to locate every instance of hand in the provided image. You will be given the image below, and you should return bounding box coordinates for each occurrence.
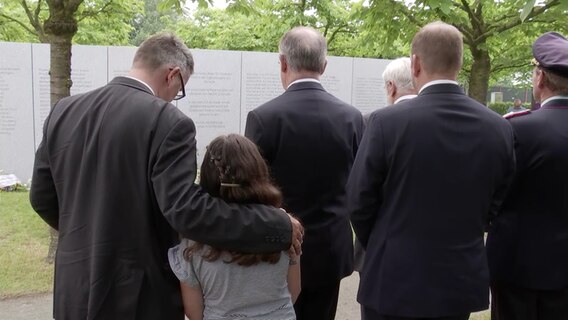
[287,213,304,256]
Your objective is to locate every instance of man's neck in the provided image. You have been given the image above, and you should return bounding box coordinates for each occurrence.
[285,71,321,88]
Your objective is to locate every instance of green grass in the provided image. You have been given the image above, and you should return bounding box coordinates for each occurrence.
[0,191,53,299]
[470,310,490,320]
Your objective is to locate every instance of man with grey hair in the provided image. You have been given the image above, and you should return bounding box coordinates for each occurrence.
[347,21,514,320]
[245,26,364,320]
[383,57,417,105]
[30,32,303,320]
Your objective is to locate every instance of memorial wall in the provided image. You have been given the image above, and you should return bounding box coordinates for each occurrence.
[0,42,390,183]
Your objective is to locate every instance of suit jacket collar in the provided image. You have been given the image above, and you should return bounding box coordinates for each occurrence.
[541,97,568,109]
[108,76,154,96]
[418,83,465,96]
[286,81,326,93]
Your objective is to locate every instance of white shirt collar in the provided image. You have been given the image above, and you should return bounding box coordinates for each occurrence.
[394,94,417,104]
[124,76,155,96]
[287,78,320,90]
[418,80,459,94]
[541,95,568,107]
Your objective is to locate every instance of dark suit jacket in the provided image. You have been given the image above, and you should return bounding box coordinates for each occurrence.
[347,83,515,317]
[487,98,568,291]
[29,77,292,320]
[245,81,364,288]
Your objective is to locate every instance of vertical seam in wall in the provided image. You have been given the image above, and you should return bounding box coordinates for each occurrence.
[350,58,355,106]
[239,51,243,134]
[106,46,109,84]
[30,43,37,151]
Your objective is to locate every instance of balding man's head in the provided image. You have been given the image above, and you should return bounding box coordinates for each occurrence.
[279,26,327,74]
[411,22,463,78]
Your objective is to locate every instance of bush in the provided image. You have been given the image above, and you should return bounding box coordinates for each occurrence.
[487,102,513,115]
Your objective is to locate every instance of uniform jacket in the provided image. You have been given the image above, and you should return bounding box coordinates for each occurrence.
[245,81,364,288]
[347,83,515,317]
[487,97,568,290]
[30,77,292,320]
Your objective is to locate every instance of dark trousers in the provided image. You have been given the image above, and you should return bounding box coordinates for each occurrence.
[362,306,469,320]
[293,281,341,320]
[491,281,568,320]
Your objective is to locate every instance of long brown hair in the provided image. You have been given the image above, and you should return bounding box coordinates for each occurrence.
[184,134,283,266]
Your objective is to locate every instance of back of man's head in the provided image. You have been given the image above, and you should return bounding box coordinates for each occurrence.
[382,57,414,92]
[411,22,463,78]
[133,32,194,76]
[279,26,327,74]
[514,99,522,107]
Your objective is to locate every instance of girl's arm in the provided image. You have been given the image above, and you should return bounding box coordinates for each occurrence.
[287,254,301,303]
[180,282,204,320]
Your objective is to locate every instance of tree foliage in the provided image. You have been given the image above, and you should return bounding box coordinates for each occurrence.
[360,0,568,103]
[174,0,366,56]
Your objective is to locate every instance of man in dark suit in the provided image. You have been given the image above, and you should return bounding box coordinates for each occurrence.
[487,31,568,320]
[346,22,515,320]
[30,32,303,320]
[245,26,364,320]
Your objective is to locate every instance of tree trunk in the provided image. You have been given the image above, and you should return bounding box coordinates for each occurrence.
[43,0,81,262]
[468,44,491,105]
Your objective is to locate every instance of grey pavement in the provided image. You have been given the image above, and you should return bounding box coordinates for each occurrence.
[0,273,362,320]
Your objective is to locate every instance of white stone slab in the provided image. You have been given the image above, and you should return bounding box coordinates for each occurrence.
[70,45,108,95]
[0,42,35,183]
[352,58,390,114]
[240,51,283,133]
[321,56,353,105]
[181,49,242,165]
[107,46,136,79]
[31,43,50,151]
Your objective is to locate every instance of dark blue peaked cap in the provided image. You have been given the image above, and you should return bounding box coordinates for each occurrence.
[532,32,568,77]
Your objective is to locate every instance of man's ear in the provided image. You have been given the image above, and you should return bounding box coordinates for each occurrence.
[411,54,420,78]
[536,69,546,89]
[279,55,287,73]
[320,59,328,75]
[166,67,180,86]
[386,81,394,97]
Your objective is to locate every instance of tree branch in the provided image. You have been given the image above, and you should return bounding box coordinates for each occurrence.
[328,23,352,45]
[484,0,560,39]
[387,0,422,28]
[492,60,531,73]
[19,0,44,33]
[77,1,113,21]
[0,12,38,35]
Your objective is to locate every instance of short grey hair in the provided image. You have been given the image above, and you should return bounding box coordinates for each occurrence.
[382,57,414,91]
[134,32,194,76]
[279,26,327,73]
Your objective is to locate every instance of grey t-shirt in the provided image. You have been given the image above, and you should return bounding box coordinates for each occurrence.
[168,239,296,320]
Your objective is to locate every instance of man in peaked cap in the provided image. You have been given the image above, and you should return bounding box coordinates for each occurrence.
[487,31,568,320]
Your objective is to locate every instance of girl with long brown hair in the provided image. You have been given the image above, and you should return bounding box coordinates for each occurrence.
[168,134,300,320]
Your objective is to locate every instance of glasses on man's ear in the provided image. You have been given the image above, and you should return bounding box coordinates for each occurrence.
[173,72,186,101]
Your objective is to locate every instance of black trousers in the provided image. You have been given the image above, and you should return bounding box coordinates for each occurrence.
[293,281,341,320]
[491,281,568,320]
[362,306,469,320]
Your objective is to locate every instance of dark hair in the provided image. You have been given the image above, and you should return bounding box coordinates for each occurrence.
[184,134,283,266]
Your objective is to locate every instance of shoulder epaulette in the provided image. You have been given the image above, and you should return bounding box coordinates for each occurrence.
[503,110,531,119]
